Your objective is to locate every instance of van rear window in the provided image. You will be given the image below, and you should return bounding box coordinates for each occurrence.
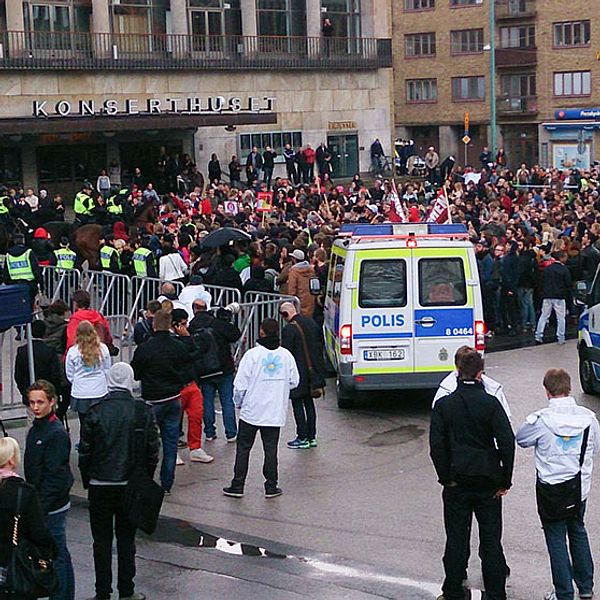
[359,260,407,308]
[419,258,467,306]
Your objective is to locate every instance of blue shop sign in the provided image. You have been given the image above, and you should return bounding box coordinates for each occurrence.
[555,108,600,120]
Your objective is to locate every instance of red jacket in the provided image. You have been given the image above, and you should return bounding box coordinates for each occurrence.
[66,309,113,353]
[303,148,316,165]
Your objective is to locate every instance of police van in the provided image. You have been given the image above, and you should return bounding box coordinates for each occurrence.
[323,223,485,408]
[577,274,600,394]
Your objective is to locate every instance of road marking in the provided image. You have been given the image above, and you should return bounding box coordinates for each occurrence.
[303,558,483,598]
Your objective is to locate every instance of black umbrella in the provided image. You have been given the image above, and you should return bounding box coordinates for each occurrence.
[200,227,252,248]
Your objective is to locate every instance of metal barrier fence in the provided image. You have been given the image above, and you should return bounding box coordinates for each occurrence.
[204,284,241,308]
[40,265,81,305]
[129,276,185,320]
[0,324,34,420]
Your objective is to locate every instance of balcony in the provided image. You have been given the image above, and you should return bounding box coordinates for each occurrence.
[497,95,538,117]
[0,31,392,71]
[496,47,537,68]
[495,0,536,21]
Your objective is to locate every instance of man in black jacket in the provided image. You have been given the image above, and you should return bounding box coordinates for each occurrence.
[79,363,159,600]
[430,349,514,600]
[131,309,192,493]
[535,251,572,345]
[25,379,74,600]
[280,302,325,449]
[189,300,241,442]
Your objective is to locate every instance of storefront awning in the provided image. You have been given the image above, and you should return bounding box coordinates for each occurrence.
[0,112,278,136]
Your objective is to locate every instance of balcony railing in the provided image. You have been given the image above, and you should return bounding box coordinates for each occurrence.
[497,95,538,116]
[496,47,537,68]
[0,31,392,71]
[495,0,536,20]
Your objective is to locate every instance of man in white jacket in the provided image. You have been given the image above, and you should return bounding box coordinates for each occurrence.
[223,318,299,499]
[516,368,600,600]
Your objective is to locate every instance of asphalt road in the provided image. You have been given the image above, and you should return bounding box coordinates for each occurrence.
[5,339,599,599]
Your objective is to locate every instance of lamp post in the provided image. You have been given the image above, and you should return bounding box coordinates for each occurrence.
[489,0,497,156]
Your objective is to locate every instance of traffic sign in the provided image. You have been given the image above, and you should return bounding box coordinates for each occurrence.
[464,112,470,133]
[462,135,471,145]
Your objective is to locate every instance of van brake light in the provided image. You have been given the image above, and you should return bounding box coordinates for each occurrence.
[475,321,486,352]
[340,324,353,355]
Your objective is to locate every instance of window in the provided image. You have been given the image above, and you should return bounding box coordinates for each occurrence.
[359,260,407,308]
[554,20,591,47]
[37,144,106,183]
[404,0,434,10]
[239,131,302,163]
[450,0,482,6]
[405,32,436,57]
[322,0,361,38]
[418,258,466,307]
[256,0,306,37]
[501,73,536,97]
[554,71,591,96]
[450,28,483,54]
[451,76,485,100]
[330,253,345,306]
[187,0,241,50]
[499,25,535,48]
[406,78,437,102]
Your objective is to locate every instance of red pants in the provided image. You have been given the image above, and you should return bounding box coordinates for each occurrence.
[180,381,204,450]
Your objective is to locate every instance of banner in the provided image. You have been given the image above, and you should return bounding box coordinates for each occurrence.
[387,179,407,223]
[255,192,272,213]
[223,200,239,215]
[427,187,451,224]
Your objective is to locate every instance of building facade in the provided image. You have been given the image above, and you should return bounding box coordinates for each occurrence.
[393,0,600,170]
[0,0,392,193]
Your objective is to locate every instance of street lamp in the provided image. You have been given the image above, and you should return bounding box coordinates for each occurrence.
[488,0,497,156]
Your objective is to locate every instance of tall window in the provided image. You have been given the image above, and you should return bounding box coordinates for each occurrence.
[450,28,483,54]
[110,0,169,48]
[187,0,241,52]
[322,0,361,38]
[553,20,591,47]
[256,0,306,37]
[452,76,485,100]
[404,0,434,8]
[239,131,303,162]
[405,32,435,57]
[450,0,482,6]
[406,78,437,102]
[501,73,536,97]
[499,25,535,48]
[554,71,591,96]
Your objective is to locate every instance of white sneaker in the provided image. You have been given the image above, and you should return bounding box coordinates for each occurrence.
[544,591,557,600]
[190,448,214,463]
[227,436,237,443]
[176,454,185,466]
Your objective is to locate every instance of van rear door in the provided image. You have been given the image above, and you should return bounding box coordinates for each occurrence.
[351,250,415,377]
[412,248,475,373]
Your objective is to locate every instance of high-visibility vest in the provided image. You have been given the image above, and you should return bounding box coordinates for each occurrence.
[54,248,77,270]
[74,192,93,216]
[0,196,9,215]
[6,249,35,281]
[99,245,120,271]
[132,247,152,277]
[106,195,123,215]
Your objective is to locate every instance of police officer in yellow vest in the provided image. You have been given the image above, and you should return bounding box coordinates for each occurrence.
[0,190,10,225]
[132,238,157,278]
[53,237,77,270]
[99,235,121,273]
[2,233,41,308]
[73,182,95,224]
[106,188,126,222]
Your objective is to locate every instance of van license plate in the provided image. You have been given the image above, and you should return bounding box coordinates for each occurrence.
[364,349,405,361]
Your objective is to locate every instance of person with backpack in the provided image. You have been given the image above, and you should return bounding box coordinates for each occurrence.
[189,299,241,443]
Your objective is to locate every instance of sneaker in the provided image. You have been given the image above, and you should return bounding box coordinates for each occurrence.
[308,439,318,448]
[205,435,218,442]
[265,488,283,498]
[120,594,146,600]
[227,436,237,443]
[436,588,471,600]
[177,438,188,449]
[544,591,557,600]
[535,338,543,345]
[190,448,214,463]
[287,438,310,449]
[163,488,171,496]
[176,454,185,466]
[580,593,594,599]
[222,486,244,498]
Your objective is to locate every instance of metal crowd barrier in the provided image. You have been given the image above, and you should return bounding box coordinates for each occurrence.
[40,265,81,305]
[129,276,184,321]
[203,284,241,308]
[0,329,27,419]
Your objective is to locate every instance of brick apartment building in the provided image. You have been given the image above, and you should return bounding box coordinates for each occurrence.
[393,0,600,171]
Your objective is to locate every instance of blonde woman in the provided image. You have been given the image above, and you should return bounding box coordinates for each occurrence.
[0,437,56,598]
[65,320,111,429]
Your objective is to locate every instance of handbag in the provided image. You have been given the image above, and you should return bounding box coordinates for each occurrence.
[6,485,59,598]
[123,402,164,535]
[292,321,325,399]
[536,426,590,523]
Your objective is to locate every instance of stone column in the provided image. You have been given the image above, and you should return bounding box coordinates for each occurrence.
[21,145,37,191]
[306,0,321,57]
[5,0,25,56]
[241,0,257,38]
[170,0,187,54]
[92,0,111,58]
[439,125,459,160]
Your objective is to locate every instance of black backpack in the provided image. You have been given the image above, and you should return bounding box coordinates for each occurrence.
[192,327,223,378]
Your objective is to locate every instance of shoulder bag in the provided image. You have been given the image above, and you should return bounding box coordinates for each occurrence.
[292,321,325,399]
[6,484,59,598]
[122,402,164,535]
[536,426,590,522]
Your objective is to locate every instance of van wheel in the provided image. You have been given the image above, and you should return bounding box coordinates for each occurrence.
[336,379,355,409]
[579,349,597,395]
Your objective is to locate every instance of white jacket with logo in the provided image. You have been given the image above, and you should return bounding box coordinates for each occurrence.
[233,344,299,427]
[516,396,600,499]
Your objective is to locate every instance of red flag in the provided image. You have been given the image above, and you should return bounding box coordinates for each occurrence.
[427,186,450,224]
[388,179,407,223]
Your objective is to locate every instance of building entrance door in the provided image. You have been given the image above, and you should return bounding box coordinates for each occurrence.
[328,133,358,179]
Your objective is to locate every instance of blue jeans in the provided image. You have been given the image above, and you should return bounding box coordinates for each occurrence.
[542,501,594,600]
[151,399,181,492]
[517,287,535,326]
[536,298,567,343]
[45,510,75,600]
[200,373,237,439]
